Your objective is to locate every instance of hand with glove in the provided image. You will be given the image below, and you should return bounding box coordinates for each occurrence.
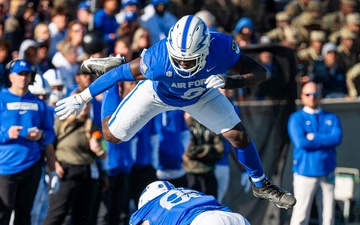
[240,171,251,193]
[205,75,225,89]
[55,89,92,120]
[49,171,60,195]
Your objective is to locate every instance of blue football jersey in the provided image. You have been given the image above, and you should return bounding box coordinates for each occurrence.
[139,32,241,107]
[129,188,231,225]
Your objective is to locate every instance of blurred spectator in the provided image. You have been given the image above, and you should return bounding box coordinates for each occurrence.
[232,17,259,46]
[0,39,10,89]
[0,59,56,225]
[254,39,290,100]
[291,1,324,29]
[73,65,103,136]
[76,1,92,29]
[321,0,358,34]
[288,81,343,225]
[0,21,4,40]
[36,0,53,24]
[291,12,322,47]
[127,116,159,211]
[155,110,191,187]
[195,10,224,32]
[203,0,240,33]
[337,27,360,72]
[28,74,58,225]
[51,40,79,92]
[42,91,105,225]
[71,67,106,225]
[93,0,120,55]
[36,38,53,75]
[345,62,360,98]
[140,0,177,45]
[0,0,10,23]
[131,27,151,59]
[117,10,140,41]
[22,2,37,39]
[97,83,133,225]
[183,112,224,198]
[43,68,67,107]
[48,6,70,60]
[167,0,200,20]
[33,23,52,74]
[65,20,86,62]
[114,36,133,62]
[112,81,158,215]
[312,42,348,98]
[329,12,360,44]
[297,30,326,68]
[283,0,308,20]
[18,39,38,68]
[265,11,298,49]
[4,1,30,56]
[34,22,51,43]
[115,0,140,25]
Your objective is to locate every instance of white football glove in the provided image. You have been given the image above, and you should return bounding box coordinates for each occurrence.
[49,171,60,195]
[240,171,251,193]
[205,75,225,89]
[55,89,92,120]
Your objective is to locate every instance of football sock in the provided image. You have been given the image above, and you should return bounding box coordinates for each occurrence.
[236,139,266,187]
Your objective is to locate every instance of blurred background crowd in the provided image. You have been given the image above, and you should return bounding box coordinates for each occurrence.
[0,0,360,225]
[0,0,360,101]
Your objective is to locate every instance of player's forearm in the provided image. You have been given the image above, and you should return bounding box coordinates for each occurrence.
[87,63,135,98]
[224,54,268,89]
[220,71,268,89]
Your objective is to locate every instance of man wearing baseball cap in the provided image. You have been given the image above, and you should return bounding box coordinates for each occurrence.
[0,59,57,225]
[9,59,33,75]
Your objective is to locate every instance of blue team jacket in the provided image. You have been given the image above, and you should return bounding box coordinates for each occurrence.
[0,89,55,174]
[288,107,343,177]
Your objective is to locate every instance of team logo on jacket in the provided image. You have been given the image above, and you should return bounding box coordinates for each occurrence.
[166,71,173,77]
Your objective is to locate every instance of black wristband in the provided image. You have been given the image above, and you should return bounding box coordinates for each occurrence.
[221,74,245,89]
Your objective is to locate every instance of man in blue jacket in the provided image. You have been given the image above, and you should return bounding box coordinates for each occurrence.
[0,60,56,225]
[288,81,343,225]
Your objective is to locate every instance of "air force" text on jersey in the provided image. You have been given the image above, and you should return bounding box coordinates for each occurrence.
[171,79,206,88]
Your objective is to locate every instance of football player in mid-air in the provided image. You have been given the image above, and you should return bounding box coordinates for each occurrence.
[55,15,296,209]
[131,180,251,225]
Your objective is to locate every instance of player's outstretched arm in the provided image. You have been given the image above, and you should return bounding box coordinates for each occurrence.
[219,54,268,89]
[55,58,145,120]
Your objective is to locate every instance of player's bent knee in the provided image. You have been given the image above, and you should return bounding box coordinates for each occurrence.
[223,122,251,148]
[102,116,122,144]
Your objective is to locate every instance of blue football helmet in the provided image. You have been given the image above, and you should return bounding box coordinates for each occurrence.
[166,15,210,78]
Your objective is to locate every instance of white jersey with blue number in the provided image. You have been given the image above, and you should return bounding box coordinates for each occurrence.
[129,188,231,225]
[139,32,241,107]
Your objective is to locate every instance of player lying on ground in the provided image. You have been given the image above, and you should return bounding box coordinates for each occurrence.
[131,180,251,225]
[55,15,296,209]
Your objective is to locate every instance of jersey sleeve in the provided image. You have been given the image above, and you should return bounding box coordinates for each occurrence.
[208,33,242,71]
[139,39,170,80]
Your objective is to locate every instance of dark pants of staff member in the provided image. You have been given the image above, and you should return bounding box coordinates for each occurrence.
[0,159,42,225]
[42,162,98,225]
